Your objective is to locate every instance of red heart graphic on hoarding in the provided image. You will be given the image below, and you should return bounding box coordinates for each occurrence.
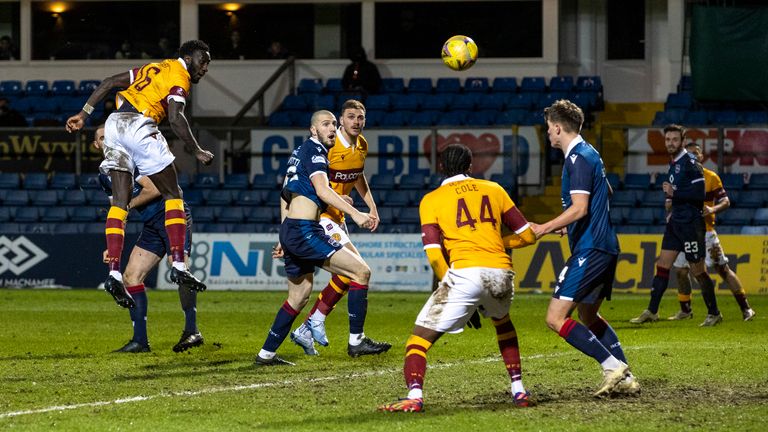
[423,133,500,174]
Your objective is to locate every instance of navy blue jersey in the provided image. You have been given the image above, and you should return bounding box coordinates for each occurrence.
[665,151,705,223]
[99,172,165,222]
[561,140,619,255]
[282,137,330,211]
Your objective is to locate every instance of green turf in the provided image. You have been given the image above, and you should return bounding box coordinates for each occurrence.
[0,289,766,431]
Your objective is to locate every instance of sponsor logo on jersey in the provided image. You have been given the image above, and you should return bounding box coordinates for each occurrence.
[331,170,362,182]
[311,155,327,164]
[578,257,586,267]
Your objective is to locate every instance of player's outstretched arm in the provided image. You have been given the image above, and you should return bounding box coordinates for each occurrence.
[354,174,379,231]
[129,177,162,210]
[65,72,131,133]
[311,173,376,230]
[532,193,589,238]
[167,100,213,165]
[502,227,537,249]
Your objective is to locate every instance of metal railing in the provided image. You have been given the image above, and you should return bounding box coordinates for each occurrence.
[230,56,296,126]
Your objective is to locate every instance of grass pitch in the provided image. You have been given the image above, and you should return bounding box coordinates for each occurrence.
[1,289,766,431]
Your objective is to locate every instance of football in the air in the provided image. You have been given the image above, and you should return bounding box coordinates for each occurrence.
[441,35,478,71]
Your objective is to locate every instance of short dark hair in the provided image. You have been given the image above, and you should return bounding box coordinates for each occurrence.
[179,40,209,58]
[663,124,686,140]
[543,99,584,133]
[440,144,472,177]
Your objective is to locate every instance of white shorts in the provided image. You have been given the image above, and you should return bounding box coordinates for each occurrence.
[415,267,515,333]
[99,112,175,177]
[320,217,351,246]
[672,230,728,269]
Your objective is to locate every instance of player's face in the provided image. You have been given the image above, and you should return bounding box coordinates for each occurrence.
[687,145,703,162]
[340,108,366,138]
[546,120,562,149]
[665,131,684,155]
[92,127,105,150]
[311,114,337,148]
[187,50,211,84]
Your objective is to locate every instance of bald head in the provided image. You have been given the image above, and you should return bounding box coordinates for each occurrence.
[310,110,337,148]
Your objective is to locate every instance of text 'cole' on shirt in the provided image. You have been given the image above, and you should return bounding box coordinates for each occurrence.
[561,136,619,255]
[420,174,530,270]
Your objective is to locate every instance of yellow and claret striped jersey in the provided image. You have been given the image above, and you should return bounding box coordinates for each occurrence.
[117,58,191,124]
[420,174,530,270]
[703,167,727,232]
[320,130,369,223]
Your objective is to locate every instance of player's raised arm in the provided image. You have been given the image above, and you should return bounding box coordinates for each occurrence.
[354,173,379,231]
[167,99,213,165]
[65,71,131,133]
[311,172,375,230]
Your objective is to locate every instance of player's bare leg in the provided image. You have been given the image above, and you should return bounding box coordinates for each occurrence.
[669,267,694,320]
[114,247,161,352]
[548,298,628,396]
[256,274,313,366]
[104,169,136,309]
[148,164,205,292]
[713,244,755,321]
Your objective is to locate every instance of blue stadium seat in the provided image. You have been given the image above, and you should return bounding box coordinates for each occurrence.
[408,111,439,127]
[506,93,534,110]
[232,223,258,233]
[652,111,668,127]
[398,207,420,224]
[0,80,23,96]
[31,190,58,206]
[23,223,53,234]
[476,93,506,111]
[421,94,453,111]
[749,173,768,190]
[625,208,657,225]
[399,173,426,190]
[408,78,433,94]
[376,207,397,225]
[536,92,570,109]
[611,190,638,207]
[70,206,101,222]
[436,110,468,126]
[683,110,708,126]
[610,207,627,225]
[192,207,216,223]
[25,80,49,96]
[264,190,283,204]
[4,190,29,206]
[492,77,518,93]
[281,94,307,111]
[521,111,544,126]
[753,208,768,225]
[14,207,39,222]
[497,109,527,125]
[193,173,220,189]
[391,94,422,111]
[365,94,390,111]
[205,190,234,206]
[51,80,76,96]
[0,222,22,234]
[54,223,82,234]
[720,173,744,191]
[236,190,264,206]
[572,92,597,111]
[710,110,740,125]
[381,78,405,94]
[435,78,461,94]
[742,111,768,125]
[381,190,412,207]
[297,78,323,94]
[718,208,752,225]
[464,77,489,93]
[380,111,409,127]
[520,77,546,93]
[466,110,497,126]
[665,93,693,110]
[0,207,11,222]
[40,207,69,222]
[182,189,204,206]
[78,80,101,94]
[84,190,109,207]
[222,173,250,190]
[325,78,343,94]
[248,207,277,224]
[576,76,602,92]
[427,174,443,190]
[251,174,279,190]
[364,110,386,127]
[549,76,574,92]
[176,172,191,190]
[370,174,396,190]
[269,111,295,127]
[0,172,19,189]
[741,225,768,235]
[732,190,765,208]
[450,93,478,110]
[336,93,363,111]
[677,75,692,92]
[79,173,101,189]
[623,173,651,190]
[59,189,87,206]
[306,94,334,111]
[217,206,246,223]
[49,173,76,190]
[640,190,665,207]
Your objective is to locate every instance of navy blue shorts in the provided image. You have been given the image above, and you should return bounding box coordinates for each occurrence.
[135,208,192,258]
[661,219,705,263]
[280,218,343,278]
[552,249,617,304]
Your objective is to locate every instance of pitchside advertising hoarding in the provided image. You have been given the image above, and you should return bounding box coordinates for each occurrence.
[249,127,542,185]
[627,127,768,174]
[150,233,768,294]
